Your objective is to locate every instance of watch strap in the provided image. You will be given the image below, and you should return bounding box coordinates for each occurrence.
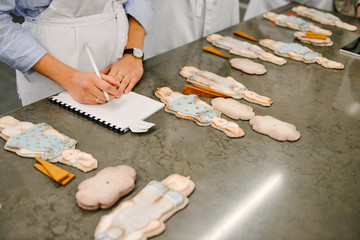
[123,48,144,59]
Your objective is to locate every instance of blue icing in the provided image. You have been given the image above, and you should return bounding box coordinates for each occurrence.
[7,123,76,160]
[189,70,205,80]
[149,182,169,194]
[167,95,220,124]
[278,43,308,55]
[303,52,320,61]
[164,190,185,206]
[280,16,312,30]
[278,43,319,61]
[215,36,232,45]
[95,232,107,240]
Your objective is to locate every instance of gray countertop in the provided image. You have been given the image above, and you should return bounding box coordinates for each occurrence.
[1,3,359,240]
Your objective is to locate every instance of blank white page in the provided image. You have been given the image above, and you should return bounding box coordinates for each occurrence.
[50,91,164,131]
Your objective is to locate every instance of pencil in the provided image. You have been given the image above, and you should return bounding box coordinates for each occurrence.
[84,42,110,101]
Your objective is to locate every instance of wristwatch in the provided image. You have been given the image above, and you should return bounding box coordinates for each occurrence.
[123,48,144,59]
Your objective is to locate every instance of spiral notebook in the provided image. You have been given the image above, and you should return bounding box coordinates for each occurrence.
[50,91,164,133]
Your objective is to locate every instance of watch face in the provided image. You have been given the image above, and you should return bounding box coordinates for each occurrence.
[133,48,143,58]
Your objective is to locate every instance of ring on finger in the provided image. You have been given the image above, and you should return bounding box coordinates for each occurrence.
[117,71,125,78]
[96,97,100,103]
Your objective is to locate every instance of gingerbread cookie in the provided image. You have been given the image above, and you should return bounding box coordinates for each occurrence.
[292,6,357,31]
[94,174,195,240]
[206,34,287,65]
[259,39,344,69]
[249,115,300,141]
[76,165,136,210]
[180,66,273,106]
[211,98,255,120]
[230,58,267,75]
[293,31,333,47]
[155,87,244,138]
[2,117,98,172]
[263,12,332,36]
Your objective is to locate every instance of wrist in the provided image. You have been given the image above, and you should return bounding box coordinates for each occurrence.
[123,48,144,60]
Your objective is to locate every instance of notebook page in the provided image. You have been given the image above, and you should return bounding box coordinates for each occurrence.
[51,91,164,131]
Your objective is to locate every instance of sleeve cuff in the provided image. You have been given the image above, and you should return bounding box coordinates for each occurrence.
[124,0,155,34]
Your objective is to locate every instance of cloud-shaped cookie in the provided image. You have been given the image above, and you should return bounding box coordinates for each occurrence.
[230,58,267,75]
[249,115,300,141]
[211,97,255,120]
[76,165,136,210]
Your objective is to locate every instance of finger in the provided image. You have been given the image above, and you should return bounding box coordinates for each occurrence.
[82,94,104,105]
[124,77,139,94]
[108,66,119,78]
[93,77,119,97]
[100,73,119,86]
[116,75,132,97]
[114,73,124,83]
[100,65,111,75]
[90,93,112,105]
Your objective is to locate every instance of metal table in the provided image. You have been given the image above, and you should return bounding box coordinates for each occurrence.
[1,3,359,240]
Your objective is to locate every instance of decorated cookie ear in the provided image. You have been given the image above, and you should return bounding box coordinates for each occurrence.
[210,117,244,138]
[1,121,35,140]
[249,115,300,141]
[155,87,183,104]
[316,57,344,69]
[211,98,255,120]
[76,165,136,210]
[0,116,20,131]
[179,66,201,78]
[58,149,98,172]
[241,90,273,107]
[94,174,195,240]
[257,51,287,65]
[0,116,35,140]
[206,34,223,44]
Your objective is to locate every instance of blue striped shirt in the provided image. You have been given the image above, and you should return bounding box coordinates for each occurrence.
[0,0,154,72]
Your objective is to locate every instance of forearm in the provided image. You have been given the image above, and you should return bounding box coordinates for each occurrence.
[125,16,146,49]
[32,53,78,90]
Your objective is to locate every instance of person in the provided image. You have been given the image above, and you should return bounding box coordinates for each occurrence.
[143,0,240,59]
[334,0,360,18]
[243,0,334,21]
[0,0,154,106]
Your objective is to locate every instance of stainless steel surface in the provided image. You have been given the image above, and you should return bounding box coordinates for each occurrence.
[1,4,359,240]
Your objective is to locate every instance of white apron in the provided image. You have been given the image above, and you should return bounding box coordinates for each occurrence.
[17,0,129,106]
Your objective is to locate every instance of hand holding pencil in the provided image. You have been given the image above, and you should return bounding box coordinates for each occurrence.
[84,42,120,104]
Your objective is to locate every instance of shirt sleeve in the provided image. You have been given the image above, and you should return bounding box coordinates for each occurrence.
[0,1,47,72]
[124,0,155,34]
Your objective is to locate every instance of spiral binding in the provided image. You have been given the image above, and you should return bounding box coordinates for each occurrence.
[49,97,127,133]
